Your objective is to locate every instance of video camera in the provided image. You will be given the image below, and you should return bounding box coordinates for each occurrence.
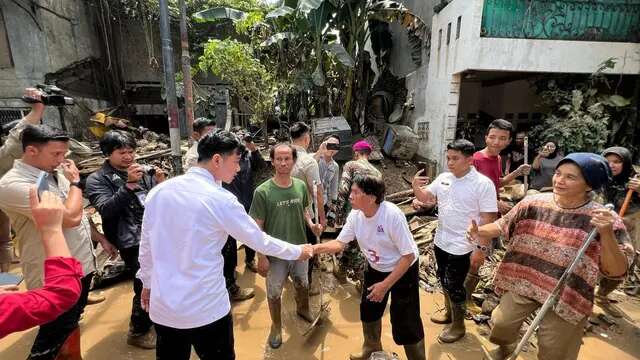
[22,84,74,107]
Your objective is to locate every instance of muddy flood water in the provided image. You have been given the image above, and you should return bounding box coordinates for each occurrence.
[2,253,639,360]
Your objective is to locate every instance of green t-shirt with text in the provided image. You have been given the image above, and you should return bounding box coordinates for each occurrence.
[249,178,310,245]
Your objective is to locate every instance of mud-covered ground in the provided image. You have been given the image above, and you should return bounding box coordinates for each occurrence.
[2,251,639,360]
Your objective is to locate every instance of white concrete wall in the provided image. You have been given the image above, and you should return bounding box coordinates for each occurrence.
[418,0,640,168]
[441,0,640,76]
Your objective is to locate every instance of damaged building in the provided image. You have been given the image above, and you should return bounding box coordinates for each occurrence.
[0,0,230,139]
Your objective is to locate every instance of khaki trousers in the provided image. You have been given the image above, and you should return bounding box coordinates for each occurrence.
[490,292,587,360]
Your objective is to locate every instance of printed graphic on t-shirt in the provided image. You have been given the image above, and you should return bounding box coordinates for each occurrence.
[367,249,380,264]
[276,198,303,207]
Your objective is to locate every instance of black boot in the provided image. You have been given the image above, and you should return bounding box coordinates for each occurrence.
[349,320,383,360]
[438,301,466,343]
[403,338,426,360]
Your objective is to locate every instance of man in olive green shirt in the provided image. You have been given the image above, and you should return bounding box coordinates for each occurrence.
[250,143,322,349]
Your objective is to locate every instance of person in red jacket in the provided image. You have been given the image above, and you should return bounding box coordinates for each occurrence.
[0,187,83,339]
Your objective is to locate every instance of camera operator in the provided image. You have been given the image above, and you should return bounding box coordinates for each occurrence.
[0,88,48,272]
[85,130,165,349]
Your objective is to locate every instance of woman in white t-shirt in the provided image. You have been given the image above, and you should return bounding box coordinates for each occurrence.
[313,175,425,360]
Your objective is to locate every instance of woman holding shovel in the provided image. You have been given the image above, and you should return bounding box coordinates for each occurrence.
[468,153,634,360]
[597,147,640,316]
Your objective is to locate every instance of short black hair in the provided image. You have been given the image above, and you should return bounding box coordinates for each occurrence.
[193,117,215,133]
[21,124,69,151]
[353,175,385,204]
[100,130,137,156]
[486,119,513,137]
[289,122,310,140]
[325,134,340,143]
[269,143,297,162]
[446,139,475,157]
[197,130,244,162]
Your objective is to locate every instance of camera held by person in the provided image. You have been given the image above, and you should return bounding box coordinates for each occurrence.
[21,84,74,107]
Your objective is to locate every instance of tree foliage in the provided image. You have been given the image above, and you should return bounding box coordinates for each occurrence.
[113,0,265,19]
[531,59,636,154]
[198,39,275,121]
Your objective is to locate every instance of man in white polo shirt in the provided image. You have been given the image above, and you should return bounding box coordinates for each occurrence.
[137,131,313,360]
[313,175,425,360]
[412,139,497,344]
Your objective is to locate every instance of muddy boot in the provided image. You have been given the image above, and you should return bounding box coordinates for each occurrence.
[229,285,255,302]
[54,327,82,360]
[464,273,482,315]
[245,260,258,273]
[294,285,314,322]
[595,277,624,318]
[430,292,452,324]
[87,291,105,305]
[350,319,383,360]
[333,264,348,284]
[267,298,283,349]
[127,327,156,349]
[438,302,466,343]
[403,338,426,360]
[482,343,516,360]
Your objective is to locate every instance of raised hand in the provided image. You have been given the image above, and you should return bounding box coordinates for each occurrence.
[412,169,430,189]
[591,208,615,234]
[466,220,479,244]
[60,159,80,183]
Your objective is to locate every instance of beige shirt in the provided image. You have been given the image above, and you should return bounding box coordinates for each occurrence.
[0,160,95,289]
[291,145,321,208]
[291,145,321,189]
[0,118,29,178]
[184,141,199,171]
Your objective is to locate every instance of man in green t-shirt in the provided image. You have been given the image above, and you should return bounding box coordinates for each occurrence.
[250,143,323,349]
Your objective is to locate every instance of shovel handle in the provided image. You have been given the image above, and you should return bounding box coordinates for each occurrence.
[619,189,634,218]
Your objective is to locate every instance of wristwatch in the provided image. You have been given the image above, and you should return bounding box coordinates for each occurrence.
[70,180,82,189]
[475,243,490,255]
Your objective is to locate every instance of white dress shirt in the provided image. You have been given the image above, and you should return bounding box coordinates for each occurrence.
[137,166,302,329]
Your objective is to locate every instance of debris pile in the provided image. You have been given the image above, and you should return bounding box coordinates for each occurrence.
[71,128,179,176]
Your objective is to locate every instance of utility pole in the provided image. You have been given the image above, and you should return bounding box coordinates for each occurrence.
[159,0,184,174]
[179,0,195,139]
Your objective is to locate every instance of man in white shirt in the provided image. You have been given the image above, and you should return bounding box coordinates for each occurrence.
[137,131,314,360]
[412,139,497,344]
[183,117,216,171]
[312,175,425,360]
